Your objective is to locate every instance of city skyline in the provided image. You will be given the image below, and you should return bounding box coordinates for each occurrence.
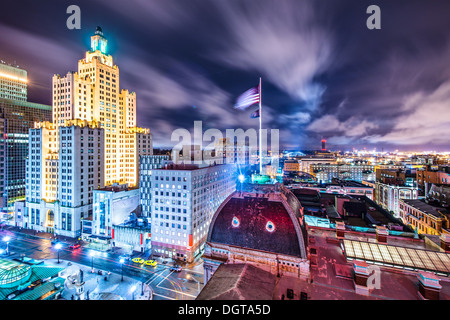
[1,0,450,151]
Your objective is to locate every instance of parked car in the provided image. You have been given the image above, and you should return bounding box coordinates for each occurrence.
[170,265,182,272]
[144,260,157,267]
[132,257,144,264]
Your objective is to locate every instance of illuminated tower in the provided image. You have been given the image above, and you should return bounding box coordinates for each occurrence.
[321,139,326,151]
[53,26,152,186]
[24,27,151,238]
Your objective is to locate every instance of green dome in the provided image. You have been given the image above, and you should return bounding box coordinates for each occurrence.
[0,259,32,289]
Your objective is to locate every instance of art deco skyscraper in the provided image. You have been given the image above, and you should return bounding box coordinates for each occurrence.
[52,27,152,186]
[23,27,152,238]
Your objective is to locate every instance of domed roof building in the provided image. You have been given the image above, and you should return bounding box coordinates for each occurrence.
[203,186,310,284]
[0,261,31,289]
[0,258,64,300]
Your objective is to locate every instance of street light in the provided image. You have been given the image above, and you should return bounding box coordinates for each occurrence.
[129,284,137,300]
[2,236,10,256]
[55,243,62,264]
[89,251,96,272]
[238,174,245,192]
[119,258,125,281]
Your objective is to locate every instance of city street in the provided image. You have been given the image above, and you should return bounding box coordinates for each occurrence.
[0,228,204,300]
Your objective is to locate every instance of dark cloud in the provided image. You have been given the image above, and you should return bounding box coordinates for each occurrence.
[1,0,450,150]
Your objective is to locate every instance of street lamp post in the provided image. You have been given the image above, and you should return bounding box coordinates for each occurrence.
[120,258,125,281]
[55,243,62,264]
[90,251,96,272]
[130,284,137,300]
[3,236,10,256]
[238,174,245,192]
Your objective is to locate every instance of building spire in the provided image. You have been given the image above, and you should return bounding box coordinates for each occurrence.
[91,26,107,54]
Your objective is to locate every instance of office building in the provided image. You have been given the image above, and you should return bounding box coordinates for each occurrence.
[0,99,52,216]
[22,27,150,238]
[0,63,52,217]
[311,162,375,183]
[150,163,236,263]
[24,120,104,237]
[51,26,151,187]
[139,154,171,222]
[298,157,337,175]
[0,63,27,101]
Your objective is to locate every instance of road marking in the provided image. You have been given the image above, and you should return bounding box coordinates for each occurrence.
[147,268,169,285]
[156,270,174,287]
[156,285,197,299]
[152,292,175,300]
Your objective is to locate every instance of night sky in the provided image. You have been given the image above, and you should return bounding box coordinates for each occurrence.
[1,0,450,151]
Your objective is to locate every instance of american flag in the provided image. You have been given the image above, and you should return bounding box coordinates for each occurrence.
[234,85,260,110]
[250,109,260,118]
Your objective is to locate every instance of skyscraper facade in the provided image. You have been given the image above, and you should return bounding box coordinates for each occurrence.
[0,98,52,216]
[23,27,151,237]
[150,163,236,263]
[0,63,27,101]
[51,27,151,187]
[0,62,51,219]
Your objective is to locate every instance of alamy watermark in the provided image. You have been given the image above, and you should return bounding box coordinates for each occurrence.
[367,265,381,290]
[170,121,279,168]
[66,5,81,30]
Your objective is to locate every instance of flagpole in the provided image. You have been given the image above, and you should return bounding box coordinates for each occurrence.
[259,77,262,174]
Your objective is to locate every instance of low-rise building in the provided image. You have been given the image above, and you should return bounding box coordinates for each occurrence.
[92,183,139,237]
[399,199,450,236]
[311,163,375,183]
[375,182,419,217]
[283,160,300,173]
[417,165,450,194]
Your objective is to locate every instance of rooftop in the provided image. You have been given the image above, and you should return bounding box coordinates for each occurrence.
[196,264,277,300]
[208,192,305,258]
[200,226,450,300]
[402,199,447,218]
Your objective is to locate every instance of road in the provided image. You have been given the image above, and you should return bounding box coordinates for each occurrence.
[0,229,204,300]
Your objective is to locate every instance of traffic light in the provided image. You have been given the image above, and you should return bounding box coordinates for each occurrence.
[286,289,294,299]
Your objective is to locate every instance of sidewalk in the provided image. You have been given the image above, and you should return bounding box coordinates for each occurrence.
[1,225,83,245]
[45,258,153,300]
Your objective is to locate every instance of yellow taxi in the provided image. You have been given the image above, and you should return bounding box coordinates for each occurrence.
[144,260,157,267]
[132,257,144,264]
